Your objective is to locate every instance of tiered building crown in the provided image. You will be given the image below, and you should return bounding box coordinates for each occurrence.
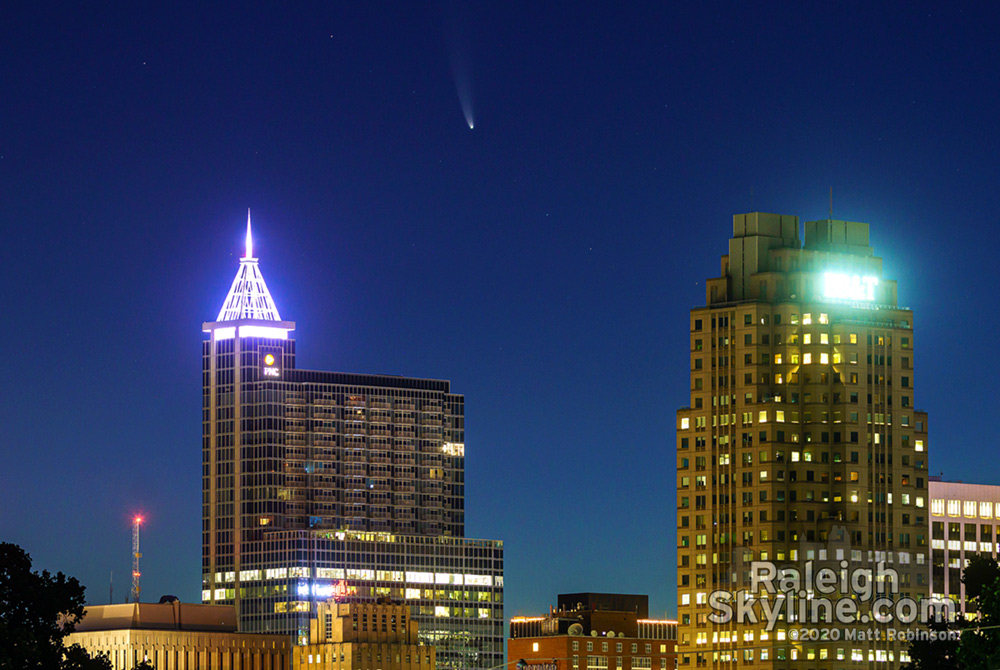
[216,210,282,322]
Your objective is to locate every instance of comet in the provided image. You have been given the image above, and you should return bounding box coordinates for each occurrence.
[442,0,475,130]
[452,54,475,129]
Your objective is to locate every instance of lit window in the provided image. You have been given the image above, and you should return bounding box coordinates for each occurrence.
[791,451,800,462]
[930,499,944,515]
[802,313,812,325]
[680,594,690,605]
[758,411,768,423]
[983,503,995,519]
[775,353,782,364]
[915,440,924,452]
[947,500,960,516]
[819,313,829,324]
[965,501,977,518]
[803,333,812,344]
[916,497,925,508]
[776,410,785,422]
[533,643,539,652]
[820,353,829,364]
[849,333,858,344]
[803,353,812,364]
[820,333,829,344]
[680,418,690,429]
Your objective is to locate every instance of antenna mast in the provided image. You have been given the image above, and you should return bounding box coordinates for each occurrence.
[132,516,143,603]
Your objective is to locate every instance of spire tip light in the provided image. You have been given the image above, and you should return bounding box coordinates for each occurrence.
[245,209,253,259]
[215,211,283,322]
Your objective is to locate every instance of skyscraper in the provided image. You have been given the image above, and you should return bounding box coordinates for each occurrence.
[202,215,504,670]
[676,213,929,668]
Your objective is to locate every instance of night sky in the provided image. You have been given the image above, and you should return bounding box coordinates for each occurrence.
[2,3,999,622]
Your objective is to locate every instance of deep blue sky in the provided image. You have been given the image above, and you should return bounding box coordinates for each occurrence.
[2,3,999,621]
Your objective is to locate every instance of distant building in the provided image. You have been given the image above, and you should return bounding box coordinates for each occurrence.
[201,215,504,670]
[294,599,436,670]
[509,594,676,670]
[556,594,648,619]
[65,601,289,669]
[929,477,1000,615]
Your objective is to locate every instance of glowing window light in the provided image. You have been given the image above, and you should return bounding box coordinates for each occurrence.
[442,442,465,456]
[239,325,289,339]
[214,327,236,340]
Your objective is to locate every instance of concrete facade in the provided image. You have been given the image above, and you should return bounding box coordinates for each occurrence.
[66,602,289,670]
[294,600,436,670]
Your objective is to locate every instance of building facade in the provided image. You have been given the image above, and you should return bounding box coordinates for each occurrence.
[508,594,676,670]
[202,216,504,670]
[676,213,930,668]
[294,600,436,670]
[66,601,290,670]
[929,478,1000,615]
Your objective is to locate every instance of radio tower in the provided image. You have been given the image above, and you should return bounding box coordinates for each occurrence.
[131,516,143,603]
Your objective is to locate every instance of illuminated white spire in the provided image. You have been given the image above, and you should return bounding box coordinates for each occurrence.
[216,213,282,322]
[245,208,253,259]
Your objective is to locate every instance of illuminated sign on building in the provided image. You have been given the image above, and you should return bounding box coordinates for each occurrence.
[260,347,283,379]
[517,663,558,670]
[823,273,878,301]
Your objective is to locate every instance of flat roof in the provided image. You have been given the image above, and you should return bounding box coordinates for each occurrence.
[74,602,238,633]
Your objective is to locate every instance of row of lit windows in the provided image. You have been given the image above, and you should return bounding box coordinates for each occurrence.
[572,642,666,654]
[679,641,908,665]
[696,309,911,335]
[932,539,1000,553]
[930,498,1000,519]
[680,413,923,434]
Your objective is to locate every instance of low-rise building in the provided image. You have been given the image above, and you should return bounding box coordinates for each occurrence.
[509,594,676,670]
[66,600,289,669]
[294,599,436,670]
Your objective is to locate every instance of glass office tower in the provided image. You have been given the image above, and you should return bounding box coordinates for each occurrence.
[202,217,504,670]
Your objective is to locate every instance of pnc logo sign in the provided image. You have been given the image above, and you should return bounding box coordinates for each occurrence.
[260,347,282,379]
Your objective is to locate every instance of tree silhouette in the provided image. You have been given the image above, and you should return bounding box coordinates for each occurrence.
[0,542,110,670]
